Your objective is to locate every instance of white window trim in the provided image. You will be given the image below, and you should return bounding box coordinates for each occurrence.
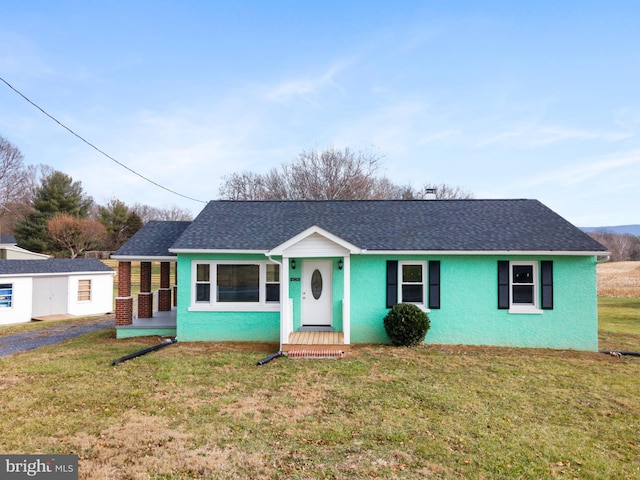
[509,261,543,314]
[398,261,429,311]
[189,260,281,312]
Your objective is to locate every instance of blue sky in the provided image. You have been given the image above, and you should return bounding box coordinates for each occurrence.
[1,1,639,226]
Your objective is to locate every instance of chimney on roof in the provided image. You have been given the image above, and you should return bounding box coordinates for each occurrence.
[423,188,437,200]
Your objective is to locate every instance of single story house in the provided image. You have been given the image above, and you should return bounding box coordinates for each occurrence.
[0,235,51,260]
[0,259,115,325]
[112,199,608,351]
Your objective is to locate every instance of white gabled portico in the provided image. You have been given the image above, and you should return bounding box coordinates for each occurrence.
[267,225,360,351]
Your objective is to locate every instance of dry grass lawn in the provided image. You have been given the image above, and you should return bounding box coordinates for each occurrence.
[0,261,638,479]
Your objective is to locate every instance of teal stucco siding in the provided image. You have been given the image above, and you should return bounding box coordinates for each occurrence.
[175,253,280,342]
[349,254,598,350]
[175,252,598,350]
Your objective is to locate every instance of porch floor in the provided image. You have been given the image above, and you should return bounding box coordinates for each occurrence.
[282,331,348,353]
[116,309,177,330]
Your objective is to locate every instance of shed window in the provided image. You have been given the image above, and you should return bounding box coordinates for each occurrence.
[0,283,13,308]
[78,280,92,302]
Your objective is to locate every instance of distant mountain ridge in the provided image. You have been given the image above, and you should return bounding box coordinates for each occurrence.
[581,225,640,236]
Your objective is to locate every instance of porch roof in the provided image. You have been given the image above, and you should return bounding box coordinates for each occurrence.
[112,221,191,260]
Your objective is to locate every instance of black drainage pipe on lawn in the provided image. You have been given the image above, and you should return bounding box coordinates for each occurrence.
[112,338,178,366]
[599,350,640,358]
[256,351,284,366]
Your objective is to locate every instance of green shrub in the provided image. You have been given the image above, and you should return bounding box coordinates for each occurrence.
[383,303,430,347]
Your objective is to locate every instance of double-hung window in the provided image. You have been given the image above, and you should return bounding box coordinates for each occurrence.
[192,261,280,309]
[0,283,13,308]
[498,260,553,313]
[386,260,440,310]
[511,262,537,308]
[400,262,426,307]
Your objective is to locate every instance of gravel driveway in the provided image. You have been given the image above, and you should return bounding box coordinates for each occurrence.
[0,317,113,358]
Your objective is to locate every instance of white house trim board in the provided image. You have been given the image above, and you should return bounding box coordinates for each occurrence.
[361,250,609,257]
[111,255,179,261]
[268,225,360,257]
[167,249,268,255]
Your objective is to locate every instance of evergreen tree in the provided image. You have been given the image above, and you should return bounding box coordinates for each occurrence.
[14,171,93,254]
[97,199,143,250]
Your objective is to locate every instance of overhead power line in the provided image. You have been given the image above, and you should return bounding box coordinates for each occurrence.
[0,76,207,204]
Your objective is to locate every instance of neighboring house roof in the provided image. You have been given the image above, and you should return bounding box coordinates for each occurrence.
[0,235,16,245]
[112,221,192,259]
[0,259,114,276]
[168,200,607,253]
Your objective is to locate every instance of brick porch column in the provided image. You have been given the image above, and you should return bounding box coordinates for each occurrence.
[115,261,133,326]
[158,261,171,312]
[173,262,178,307]
[138,261,153,318]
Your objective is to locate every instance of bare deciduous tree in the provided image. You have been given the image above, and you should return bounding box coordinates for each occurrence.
[47,214,107,258]
[220,147,386,200]
[131,203,193,223]
[588,231,640,261]
[219,146,473,201]
[0,137,50,235]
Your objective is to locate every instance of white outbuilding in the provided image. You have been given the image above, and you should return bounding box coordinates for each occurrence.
[0,259,114,325]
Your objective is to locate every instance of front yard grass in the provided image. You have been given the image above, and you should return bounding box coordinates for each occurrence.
[0,297,639,479]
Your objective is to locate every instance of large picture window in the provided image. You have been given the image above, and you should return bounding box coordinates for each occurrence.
[217,264,259,302]
[192,261,280,308]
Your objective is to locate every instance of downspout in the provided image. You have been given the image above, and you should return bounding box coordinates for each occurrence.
[111,338,177,366]
[597,255,611,264]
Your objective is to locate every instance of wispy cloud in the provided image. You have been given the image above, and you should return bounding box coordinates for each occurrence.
[264,59,351,103]
[523,150,640,188]
[476,123,633,148]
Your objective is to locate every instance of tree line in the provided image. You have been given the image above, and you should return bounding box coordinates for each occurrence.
[6,134,638,262]
[588,231,640,262]
[0,135,192,258]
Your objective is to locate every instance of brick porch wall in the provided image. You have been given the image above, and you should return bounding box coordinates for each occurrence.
[115,261,133,326]
[138,261,153,319]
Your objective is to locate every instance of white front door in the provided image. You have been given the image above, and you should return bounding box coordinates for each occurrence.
[301,260,332,327]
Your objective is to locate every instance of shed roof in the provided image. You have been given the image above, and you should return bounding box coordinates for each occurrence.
[169,199,606,253]
[0,259,114,275]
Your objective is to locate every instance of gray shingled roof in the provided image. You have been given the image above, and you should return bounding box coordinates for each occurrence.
[113,221,191,257]
[0,259,114,275]
[0,235,16,245]
[169,200,606,253]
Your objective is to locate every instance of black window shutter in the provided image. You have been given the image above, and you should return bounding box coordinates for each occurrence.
[541,261,554,310]
[386,261,398,308]
[428,261,441,309]
[498,261,509,309]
